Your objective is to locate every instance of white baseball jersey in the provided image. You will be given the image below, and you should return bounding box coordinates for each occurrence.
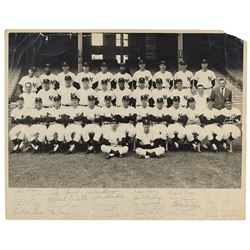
[83,106,101,121]
[168,106,187,121]
[133,69,152,88]
[102,127,126,144]
[48,106,68,119]
[132,88,152,105]
[66,106,84,119]
[194,69,216,88]
[77,88,97,106]
[39,73,59,89]
[185,107,202,125]
[19,92,37,109]
[10,107,27,119]
[221,107,241,123]
[75,72,97,88]
[97,90,115,107]
[114,72,133,89]
[57,86,78,105]
[37,88,58,107]
[136,106,153,118]
[29,108,48,119]
[151,107,168,118]
[151,88,170,105]
[136,128,159,143]
[170,89,191,107]
[203,108,221,120]
[101,106,116,118]
[116,106,136,118]
[193,93,209,110]
[19,75,41,93]
[57,71,76,87]
[113,88,132,106]
[96,71,114,90]
[174,70,193,88]
[153,71,173,88]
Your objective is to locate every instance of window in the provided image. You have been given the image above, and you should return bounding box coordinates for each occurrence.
[116,55,128,64]
[91,33,103,46]
[116,33,128,47]
[92,54,103,60]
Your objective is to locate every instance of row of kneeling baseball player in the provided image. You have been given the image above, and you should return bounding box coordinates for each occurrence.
[9,93,241,158]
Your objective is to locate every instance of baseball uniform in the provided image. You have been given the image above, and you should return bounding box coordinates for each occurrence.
[113,88,132,107]
[19,92,37,109]
[57,86,78,106]
[77,88,97,106]
[153,70,173,89]
[174,70,193,88]
[37,88,58,108]
[133,69,152,88]
[170,89,191,107]
[96,71,114,90]
[194,69,216,92]
[39,73,59,89]
[57,71,76,87]
[75,72,97,89]
[132,87,152,106]
[97,90,115,107]
[113,72,133,89]
[151,88,170,107]
[19,75,41,93]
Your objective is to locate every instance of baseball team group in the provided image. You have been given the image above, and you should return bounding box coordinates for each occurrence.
[9,58,242,159]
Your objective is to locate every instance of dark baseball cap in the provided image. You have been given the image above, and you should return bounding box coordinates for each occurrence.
[53,96,61,102]
[101,61,108,67]
[82,62,89,67]
[206,97,214,102]
[187,97,195,103]
[71,93,79,101]
[141,95,148,101]
[142,118,150,125]
[24,82,32,87]
[224,97,232,103]
[88,95,95,101]
[197,84,204,88]
[122,95,130,101]
[156,97,164,103]
[173,96,180,102]
[35,97,43,103]
[65,75,72,81]
[43,78,50,84]
[175,79,183,84]
[159,60,167,66]
[101,79,108,85]
[17,96,24,101]
[156,78,163,84]
[138,77,145,84]
[82,77,89,82]
[118,78,125,83]
[201,58,208,64]
[62,62,69,67]
[44,63,51,68]
[104,95,112,101]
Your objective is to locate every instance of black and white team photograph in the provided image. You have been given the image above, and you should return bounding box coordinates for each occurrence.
[7,31,244,188]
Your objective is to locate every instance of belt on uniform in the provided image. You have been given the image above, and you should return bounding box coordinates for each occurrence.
[204,87,212,90]
[43,105,53,108]
[79,104,87,107]
[62,104,71,107]
[151,122,167,125]
[102,122,111,125]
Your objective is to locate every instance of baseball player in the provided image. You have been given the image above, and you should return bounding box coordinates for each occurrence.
[25,97,49,153]
[9,96,28,153]
[57,75,78,106]
[39,63,59,90]
[46,96,68,153]
[151,78,171,107]
[135,118,165,159]
[57,62,76,88]
[193,84,209,110]
[77,77,97,106]
[199,97,224,152]
[193,59,216,95]
[37,79,58,108]
[153,60,173,89]
[95,61,114,90]
[150,98,169,148]
[82,95,102,153]
[132,77,153,107]
[75,62,98,89]
[166,96,188,149]
[220,98,241,152]
[174,60,193,89]
[18,67,41,93]
[19,82,37,109]
[185,97,207,152]
[135,95,153,131]
[133,59,152,89]
[64,94,84,154]
[113,77,133,107]
[113,63,133,89]
[97,79,115,107]
[101,117,129,159]
[115,95,137,148]
[170,79,191,107]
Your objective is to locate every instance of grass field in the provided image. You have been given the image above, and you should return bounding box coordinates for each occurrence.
[8,139,242,188]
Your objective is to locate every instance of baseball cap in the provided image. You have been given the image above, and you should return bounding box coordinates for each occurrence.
[201,58,208,64]
[71,93,79,101]
[187,97,195,103]
[24,82,32,87]
[62,62,69,67]
[206,97,214,102]
[82,62,89,67]
[156,78,163,84]
[44,63,51,68]
[175,79,183,84]
[179,59,187,66]
[172,96,180,102]
[138,59,145,65]
[65,75,72,81]
[53,96,61,102]
[101,79,108,85]
[159,60,167,66]
[43,78,50,84]
[88,95,95,101]
[17,96,24,101]
[156,97,164,103]
[35,97,43,103]
[82,77,89,82]
[224,97,232,103]
[141,95,148,101]
[104,95,112,101]
[118,78,125,83]
[101,62,108,67]
[122,95,130,101]
[138,77,145,84]
[197,84,204,88]
[142,118,150,125]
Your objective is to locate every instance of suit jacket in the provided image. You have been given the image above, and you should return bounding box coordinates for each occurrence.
[210,87,232,110]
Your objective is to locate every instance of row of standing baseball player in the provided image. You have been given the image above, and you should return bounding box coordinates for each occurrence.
[9,93,241,158]
[18,62,232,110]
[18,59,218,93]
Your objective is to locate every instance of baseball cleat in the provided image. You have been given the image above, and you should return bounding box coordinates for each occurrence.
[222,142,228,150]
[211,143,218,152]
[174,142,179,149]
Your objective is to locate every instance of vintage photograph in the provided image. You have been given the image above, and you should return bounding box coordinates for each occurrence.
[7,31,244,189]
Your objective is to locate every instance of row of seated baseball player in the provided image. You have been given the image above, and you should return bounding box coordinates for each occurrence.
[9,92,241,158]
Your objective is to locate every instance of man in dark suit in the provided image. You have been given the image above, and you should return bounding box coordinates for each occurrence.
[210,78,232,109]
